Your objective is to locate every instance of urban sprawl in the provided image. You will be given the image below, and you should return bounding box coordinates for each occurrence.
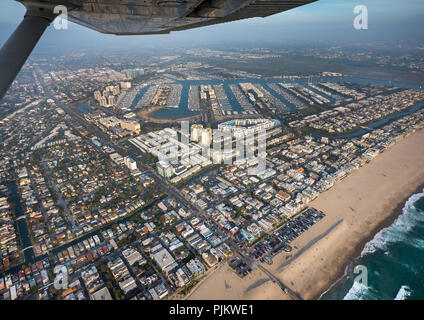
[0,49,423,300]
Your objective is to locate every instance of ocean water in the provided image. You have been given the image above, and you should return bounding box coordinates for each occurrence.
[321,189,424,300]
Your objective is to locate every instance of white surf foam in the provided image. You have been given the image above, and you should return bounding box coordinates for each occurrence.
[342,281,369,300]
[361,189,424,256]
[394,285,412,300]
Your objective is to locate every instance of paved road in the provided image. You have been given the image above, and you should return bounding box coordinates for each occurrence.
[37,71,301,300]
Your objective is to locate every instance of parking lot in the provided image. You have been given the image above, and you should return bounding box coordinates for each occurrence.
[228,256,252,278]
[250,208,325,263]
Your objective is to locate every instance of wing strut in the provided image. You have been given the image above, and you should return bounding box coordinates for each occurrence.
[0,6,56,101]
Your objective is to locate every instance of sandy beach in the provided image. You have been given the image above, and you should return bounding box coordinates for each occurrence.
[186,261,290,300]
[188,128,424,300]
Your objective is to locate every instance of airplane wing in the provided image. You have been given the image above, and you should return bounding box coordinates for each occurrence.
[0,0,317,100]
[50,0,317,35]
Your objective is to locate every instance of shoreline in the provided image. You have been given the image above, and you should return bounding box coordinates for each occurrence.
[316,181,424,300]
[187,129,424,300]
[270,128,424,300]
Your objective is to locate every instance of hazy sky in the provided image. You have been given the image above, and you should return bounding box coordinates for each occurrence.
[1,0,423,50]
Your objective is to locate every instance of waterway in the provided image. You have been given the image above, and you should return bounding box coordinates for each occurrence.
[8,181,35,264]
[2,193,164,274]
[76,76,423,120]
[140,76,423,119]
[308,101,424,140]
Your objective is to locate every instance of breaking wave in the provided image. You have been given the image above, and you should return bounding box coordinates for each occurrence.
[342,281,380,300]
[394,285,412,300]
[342,281,369,300]
[361,189,424,256]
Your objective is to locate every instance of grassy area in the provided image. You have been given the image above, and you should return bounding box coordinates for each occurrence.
[96,261,125,300]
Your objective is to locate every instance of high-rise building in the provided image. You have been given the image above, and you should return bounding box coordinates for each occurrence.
[190,124,203,142]
[156,161,174,178]
[105,85,115,92]
[112,85,120,95]
[107,95,116,106]
[200,128,212,147]
[124,156,137,170]
[94,90,102,100]
[99,96,108,107]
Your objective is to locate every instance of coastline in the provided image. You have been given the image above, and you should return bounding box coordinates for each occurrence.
[188,128,424,300]
[317,181,424,300]
[186,260,290,300]
[270,128,424,300]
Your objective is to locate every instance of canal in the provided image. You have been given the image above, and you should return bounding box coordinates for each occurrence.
[308,101,424,140]
[8,181,35,264]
